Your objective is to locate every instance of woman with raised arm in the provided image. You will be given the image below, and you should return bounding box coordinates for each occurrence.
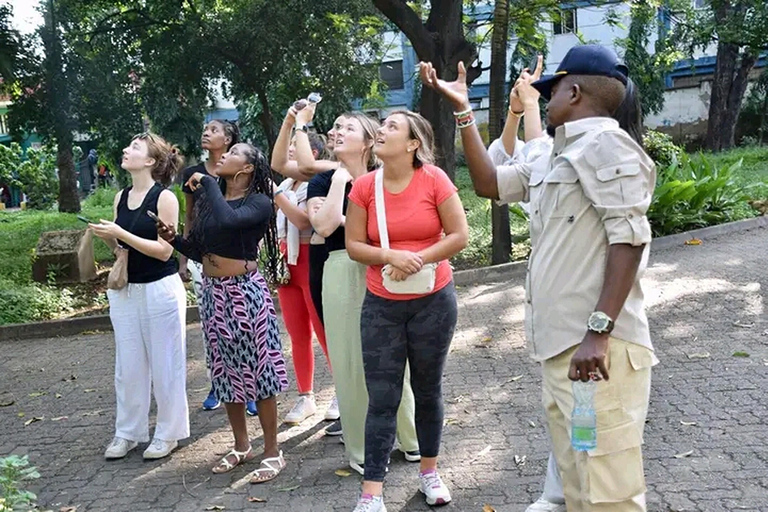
[89,132,188,462]
[271,131,338,425]
[306,112,420,476]
[345,111,468,511]
[156,143,288,483]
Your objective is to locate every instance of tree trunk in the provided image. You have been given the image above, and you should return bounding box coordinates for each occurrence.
[256,88,277,157]
[373,0,479,182]
[45,0,79,212]
[488,0,510,264]
[56,132,79,212]
[759,86,768,145]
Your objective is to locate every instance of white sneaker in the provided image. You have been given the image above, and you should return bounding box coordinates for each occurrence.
[285,395,317,424]
[104,437,138,459]
[419,469,452,506]
[143,438,178,460]
[525,498,567,512]
[352,493,387,512]
[325,395,340,420]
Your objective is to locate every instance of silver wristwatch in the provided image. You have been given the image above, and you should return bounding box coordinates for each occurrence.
[587,311,614,334]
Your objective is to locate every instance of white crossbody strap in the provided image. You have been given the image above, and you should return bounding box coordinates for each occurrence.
[374,170,390,250]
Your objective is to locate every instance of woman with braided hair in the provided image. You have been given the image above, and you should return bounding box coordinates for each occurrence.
[156,142,288,483]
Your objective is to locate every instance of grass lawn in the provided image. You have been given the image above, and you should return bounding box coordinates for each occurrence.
[697,145,768,196]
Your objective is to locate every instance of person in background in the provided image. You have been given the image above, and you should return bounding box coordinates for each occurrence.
[90,132,188,461]
[271,120,336,424]
[307,112,420,476]
[346,110,468,511]
[158,142,288,483]
[273,104,349,435]
[422,44,657,512]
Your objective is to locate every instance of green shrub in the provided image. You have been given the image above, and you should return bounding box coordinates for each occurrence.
[0,277,74,324]
[648,153,755,237]
[83,186,118,209]
[0,455,40,512]
[644,129,684,169]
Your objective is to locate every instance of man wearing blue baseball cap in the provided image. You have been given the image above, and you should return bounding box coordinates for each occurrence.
[421,44,658,511]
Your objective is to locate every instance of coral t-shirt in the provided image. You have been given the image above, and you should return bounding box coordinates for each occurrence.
[347,164,458,300]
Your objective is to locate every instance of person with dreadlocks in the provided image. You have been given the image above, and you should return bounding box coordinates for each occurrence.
[156,142,288,483]
[179,120,260,417]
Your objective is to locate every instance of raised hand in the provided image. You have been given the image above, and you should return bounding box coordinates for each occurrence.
[419,61,471,111]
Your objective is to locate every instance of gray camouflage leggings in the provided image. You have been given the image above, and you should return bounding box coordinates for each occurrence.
[360,283,458,482]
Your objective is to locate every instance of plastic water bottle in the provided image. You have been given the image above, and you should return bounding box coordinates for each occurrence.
[571,379,597,451]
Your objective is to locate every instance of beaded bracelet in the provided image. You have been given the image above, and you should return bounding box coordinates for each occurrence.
[456,114,476,129]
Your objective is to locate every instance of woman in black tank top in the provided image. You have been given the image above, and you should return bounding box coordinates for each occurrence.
[89,132,188,462]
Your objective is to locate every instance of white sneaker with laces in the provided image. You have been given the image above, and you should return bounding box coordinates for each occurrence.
[419,469,452,506]
[104,437,138,459]
[143,438,178,460]
[285,395,317,424]
[525,498,566,512]
[325,395,340,421]
[352,493,387,512]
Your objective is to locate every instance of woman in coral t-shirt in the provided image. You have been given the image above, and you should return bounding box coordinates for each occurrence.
[346,110,469,511]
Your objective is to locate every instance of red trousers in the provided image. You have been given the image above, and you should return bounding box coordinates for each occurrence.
[277,242,329,393]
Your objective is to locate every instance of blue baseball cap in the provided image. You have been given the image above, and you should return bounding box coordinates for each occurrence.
[532,45,629,100]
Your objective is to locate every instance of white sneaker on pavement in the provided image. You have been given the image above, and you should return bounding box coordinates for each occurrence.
[525,498,567,512]
[143,438,178,460]
[104,437,138,459]
[325,395,340,421]
[352,493,387,512]
[285,395,317,424]
[418,469,452,506]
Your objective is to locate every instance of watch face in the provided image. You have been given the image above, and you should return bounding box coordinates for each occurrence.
[589,313,610,332]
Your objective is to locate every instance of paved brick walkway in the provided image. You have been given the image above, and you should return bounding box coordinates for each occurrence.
[1,227,767,512]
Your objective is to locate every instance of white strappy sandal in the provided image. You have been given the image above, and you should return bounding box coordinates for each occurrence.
[212,445,254,474]
[249,451,286,484]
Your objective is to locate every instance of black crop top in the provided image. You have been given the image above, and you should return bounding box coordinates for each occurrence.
[172,175,273,262]
[114,184,178,283]
[306,170,352,253]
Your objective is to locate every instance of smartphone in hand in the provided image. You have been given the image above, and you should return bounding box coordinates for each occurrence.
[146,211,159,222]
[77,215,93,224]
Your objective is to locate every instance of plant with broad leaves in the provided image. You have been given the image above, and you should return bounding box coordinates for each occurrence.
[0,455,40,511]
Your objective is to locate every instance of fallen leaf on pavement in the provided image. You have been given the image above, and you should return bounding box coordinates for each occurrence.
[277,484,300,492]
[28,392,47,398]
[82,410,103,417]
[51,416,68,422]
[506,375,524,383]
[680,421,697,426]
[450,395,465,404]
[62,374,78,382]
[686,352,710,359]
[732,351,750,357]
[60,507,78,512]
[55,393,62,399]
[514,455,527,466]
[24,416,44,426]
[17,412,25,418]
[247,497,266,503]
[732,321,755,328]
[482,505,496,512]
[528,420,536,428]
[84,389,97,393]
[334,469,351,477]
[204,507,225,511]
[444,418,460,426]
[674,450,694,459]
[684,238,702,245]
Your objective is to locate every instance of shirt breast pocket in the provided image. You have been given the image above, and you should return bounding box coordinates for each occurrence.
[594,164,643,206]
[542,168,584,219]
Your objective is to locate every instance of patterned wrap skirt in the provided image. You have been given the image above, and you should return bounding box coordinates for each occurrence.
[200,270,288,403]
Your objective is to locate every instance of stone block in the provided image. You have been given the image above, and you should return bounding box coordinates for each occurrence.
[32,229,96,283]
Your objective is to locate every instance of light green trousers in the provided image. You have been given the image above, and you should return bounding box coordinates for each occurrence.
[322,250,418,465]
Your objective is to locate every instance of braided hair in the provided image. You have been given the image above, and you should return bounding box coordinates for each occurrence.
[187,143,280,283]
